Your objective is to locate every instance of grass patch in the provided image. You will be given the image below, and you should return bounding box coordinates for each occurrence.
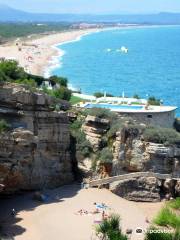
[70,96,85,105]
[0,119,10,133]
[145,226,176,240]
[167,197,180,210]
[154,207,180,229]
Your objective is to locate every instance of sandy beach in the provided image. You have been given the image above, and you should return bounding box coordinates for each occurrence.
[0,184,163,240]
[0,28,100,77]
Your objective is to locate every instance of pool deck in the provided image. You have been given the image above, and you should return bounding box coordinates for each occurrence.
[78,102,177,113]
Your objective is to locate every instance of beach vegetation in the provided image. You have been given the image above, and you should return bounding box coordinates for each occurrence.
[148,96,161,106]
[95,214,128,240]
[0,119,10,133]
[143,127,180,145]
[145,226,178,240]
[14,78,37,88]
[167,197,180,210]
[0,23,71,41]
[153,207,180,228]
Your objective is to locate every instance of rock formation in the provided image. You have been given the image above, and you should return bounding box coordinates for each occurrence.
[112,126,180,177]
[0,84,74,194]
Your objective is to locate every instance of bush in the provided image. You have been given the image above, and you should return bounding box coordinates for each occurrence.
[143,127,180,145]
[148,96,161,106]
[0,119,10,133]
[99,147,113,164]
[84,108,117,121]
[174,118,180,133]
[145,226,175,240]
[154,207,180,228]
[133,94,140,99]
[0,59,26,81]
[168,198,180,210]
[96,214,128,240]
[49,75,68,87]
[14,78,37,88]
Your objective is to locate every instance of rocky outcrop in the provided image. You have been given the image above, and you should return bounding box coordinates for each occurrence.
[112,126,180,177]
[110,176,162,202]
[82,115,110,151]
[0,84,74,194]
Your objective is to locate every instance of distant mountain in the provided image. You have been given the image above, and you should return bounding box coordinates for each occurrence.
[1,4,180,24]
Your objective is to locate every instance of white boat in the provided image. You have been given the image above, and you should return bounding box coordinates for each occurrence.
[120,46,128,53]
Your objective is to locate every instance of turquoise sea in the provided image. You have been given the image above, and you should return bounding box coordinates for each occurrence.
[51,26,180,116]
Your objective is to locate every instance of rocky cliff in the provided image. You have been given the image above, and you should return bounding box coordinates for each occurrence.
[0,84,74,194]
[112,126,180,177]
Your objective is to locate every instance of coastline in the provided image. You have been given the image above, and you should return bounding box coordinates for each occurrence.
[0,28,102,77]
[0,24,165,79]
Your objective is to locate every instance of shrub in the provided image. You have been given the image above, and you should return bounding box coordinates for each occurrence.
[49,75,68,87]
[93,92,114,98]
[14,78,37,88]
[99,147,113,164]
[174,118,180,133]
[148,96,161,106]
[133,94,140,99]
[145,226,175,240]
[53,87,72,101]
[168,197,180,210]
[96,214,128,240]
[83,108,117,121]
[154,207,180,228]
[143,127,180,145]
[0,119,10,133]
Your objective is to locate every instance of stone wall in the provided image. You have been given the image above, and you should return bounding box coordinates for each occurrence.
[117,110,175,128]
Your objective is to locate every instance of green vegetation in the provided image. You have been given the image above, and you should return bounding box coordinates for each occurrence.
[0,23,70,43]
[70,96,84,105]
[146,200,180,240]
[167,197,180,210]
[0,59,72,101]
[153,207,180,229]
[84,108,117,121]
[133,94,140,99]
[99,147,113,164]
[93,92,114,98]
[0,119,10,133]
[148,96,161,106]
[143,127,180,145]
[145,226,179,240]
[95,214,128,240]
[70,119,93,158]
[174,118,180,133]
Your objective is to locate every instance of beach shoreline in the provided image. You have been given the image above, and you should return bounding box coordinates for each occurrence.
[0,28,104,78]
[0,24,164,79]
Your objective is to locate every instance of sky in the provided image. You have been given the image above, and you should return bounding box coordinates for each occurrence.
[0,0,180,14]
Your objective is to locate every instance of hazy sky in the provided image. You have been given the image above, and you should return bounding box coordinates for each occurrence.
[0,0,180,14]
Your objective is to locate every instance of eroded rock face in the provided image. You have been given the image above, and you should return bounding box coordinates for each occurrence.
[112,126,180,176]
[82,115,110,151]
[0,84,74,194]
[110,177,162,202]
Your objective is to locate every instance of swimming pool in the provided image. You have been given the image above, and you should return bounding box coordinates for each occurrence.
[85,103,143,110]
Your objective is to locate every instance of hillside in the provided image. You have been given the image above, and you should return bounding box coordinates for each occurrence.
[1,4,180,24]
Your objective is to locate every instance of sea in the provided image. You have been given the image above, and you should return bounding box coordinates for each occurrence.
[50,26,180,116]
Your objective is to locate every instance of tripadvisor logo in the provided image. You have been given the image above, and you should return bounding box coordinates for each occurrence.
[135,227,173,234]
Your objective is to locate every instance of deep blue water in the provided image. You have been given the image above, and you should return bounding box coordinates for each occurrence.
[52,26,180,115]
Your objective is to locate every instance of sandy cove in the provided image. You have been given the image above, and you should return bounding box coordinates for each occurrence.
[0,184,163,240]
[0,28,100,77]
